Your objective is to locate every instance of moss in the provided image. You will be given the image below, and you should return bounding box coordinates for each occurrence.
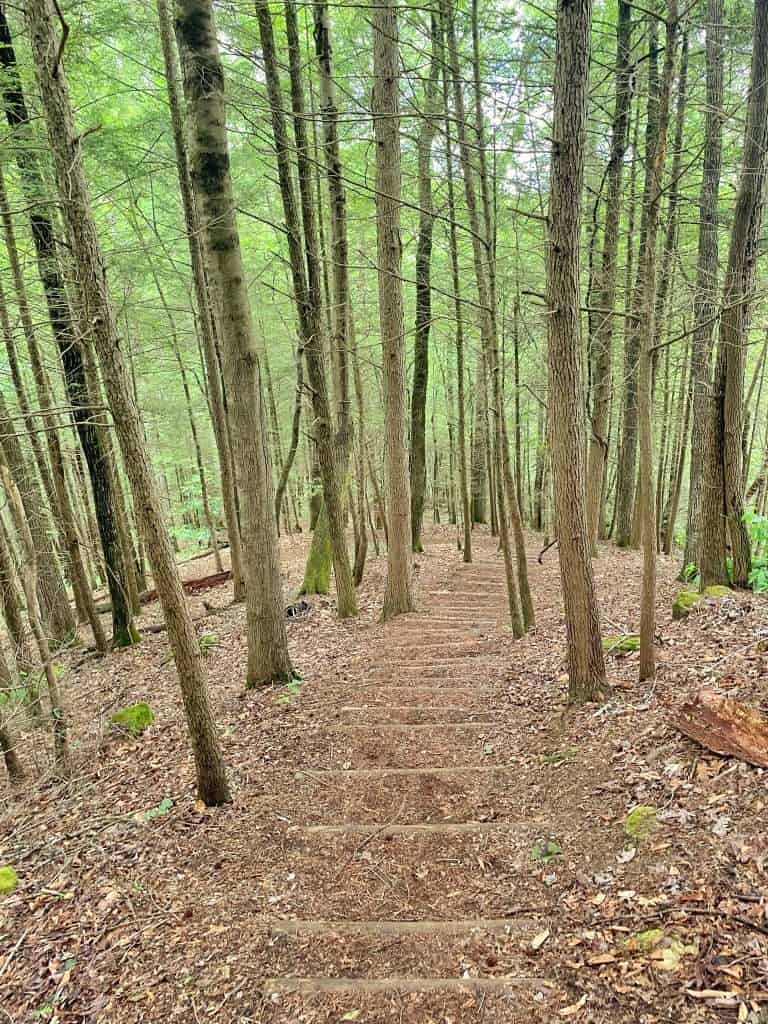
[672,589,700,620]
[300,507,332,595]
[625,927,664,952]
[602,634,640,654]
[112,623,141,649]
[0,865,18,895]
[703,585,731,599]
[624,804,658,842]
[110,702,154,735]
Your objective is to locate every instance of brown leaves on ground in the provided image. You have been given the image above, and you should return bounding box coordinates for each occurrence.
[0,527,766,1022]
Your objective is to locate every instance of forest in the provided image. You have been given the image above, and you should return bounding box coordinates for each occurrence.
[0,0,767,1019]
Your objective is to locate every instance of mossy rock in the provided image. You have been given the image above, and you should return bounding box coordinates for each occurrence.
[0,865,18,895]
[602,634,640,655]
[624,804,658,842]
[110,702,154,735]
[672,589,700,620]
[702,585,731,599]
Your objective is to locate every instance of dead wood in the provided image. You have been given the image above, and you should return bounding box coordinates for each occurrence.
[673,687,768,767]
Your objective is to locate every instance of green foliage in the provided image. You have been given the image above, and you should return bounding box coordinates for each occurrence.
[199,632,219,657]
[144,797,174,821]
[682,563,699,584]
[110,702,154,735]
[532,838,562,863]
[602,634,640,654]
[276,677,304,706]
[745,511,768,591]
[0,865,18,894]
[624,805,658,842]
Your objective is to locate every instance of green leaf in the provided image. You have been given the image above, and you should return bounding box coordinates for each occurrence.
[145,797,174,821]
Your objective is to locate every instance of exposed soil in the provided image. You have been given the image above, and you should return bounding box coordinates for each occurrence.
[1,527,767,1023]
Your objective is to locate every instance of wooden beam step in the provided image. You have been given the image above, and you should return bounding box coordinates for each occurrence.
[262,976,535,994]
[269,918,526,937]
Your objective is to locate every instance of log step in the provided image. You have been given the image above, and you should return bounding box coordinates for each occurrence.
[269,918,526,937]
[262,976,536,994]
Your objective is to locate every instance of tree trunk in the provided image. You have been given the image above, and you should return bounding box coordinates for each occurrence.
[614,20,659,548]
[30,0,231,804]
[700,0,768,588]
[0,6,135,648]
[409,14,440,553]
[0,162,105,650]
[373,0,415,619]
[585,0,633,552]
[441,37,472,563]
[637,4,679,680]
[156,0,245,601]
[546,0,607,700]
[683,0,724,572]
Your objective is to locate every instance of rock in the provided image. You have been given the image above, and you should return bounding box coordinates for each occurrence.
[672,589,700,620]
[602,634,640,654]
[672,688,768,768]
[110,702,154,735]
[0,865,18,895]
[624,804,658,842]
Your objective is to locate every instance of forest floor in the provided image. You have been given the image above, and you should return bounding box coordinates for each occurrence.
[1,525,767,1023]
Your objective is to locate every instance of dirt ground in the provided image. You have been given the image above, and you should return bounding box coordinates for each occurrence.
[1,525,767,1023]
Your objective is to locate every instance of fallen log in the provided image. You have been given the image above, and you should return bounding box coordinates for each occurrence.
[673,688,768,768]
[95,569,234,614]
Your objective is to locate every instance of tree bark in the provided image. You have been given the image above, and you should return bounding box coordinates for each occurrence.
[546,0,607,700]
[700,0,768,588]
[409,14,440,553]
[684,0,724,572]
[156,0,245,601]
[585,0,633,552]
[0,5,135,648]
[29,0,231,804]
[373,0,415,619]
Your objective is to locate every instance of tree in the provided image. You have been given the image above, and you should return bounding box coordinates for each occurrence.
[0,5,137,648]
[546,0,607,701]
[373,0,415,620]
[700,0,768,588]
[409,14,440,554]
[585,0,633,552]
[176,0,294,684]
[27,0,230,804]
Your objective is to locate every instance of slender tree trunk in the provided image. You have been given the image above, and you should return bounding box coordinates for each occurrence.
[441,40,472,562]
[255,0,357,618]
[0,6,134,648]
[614,19,659,547]
[0,162,105,650]
[156,0,245,601]
[546,0,607,700]
[30,0,231,803]
[373,0,415,619]
[409,14,440,553]
[637,4,679,680]
[0,457,68,770]
[586,0,633,552]
[684,0,724,571]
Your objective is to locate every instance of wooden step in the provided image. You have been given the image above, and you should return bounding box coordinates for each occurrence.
[269,917,528,937]
[299,821,526,836]
[262,976,536,994]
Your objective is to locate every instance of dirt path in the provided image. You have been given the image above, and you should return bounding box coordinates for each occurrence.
[2,528,766,1022]
[257,537,577,1021]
